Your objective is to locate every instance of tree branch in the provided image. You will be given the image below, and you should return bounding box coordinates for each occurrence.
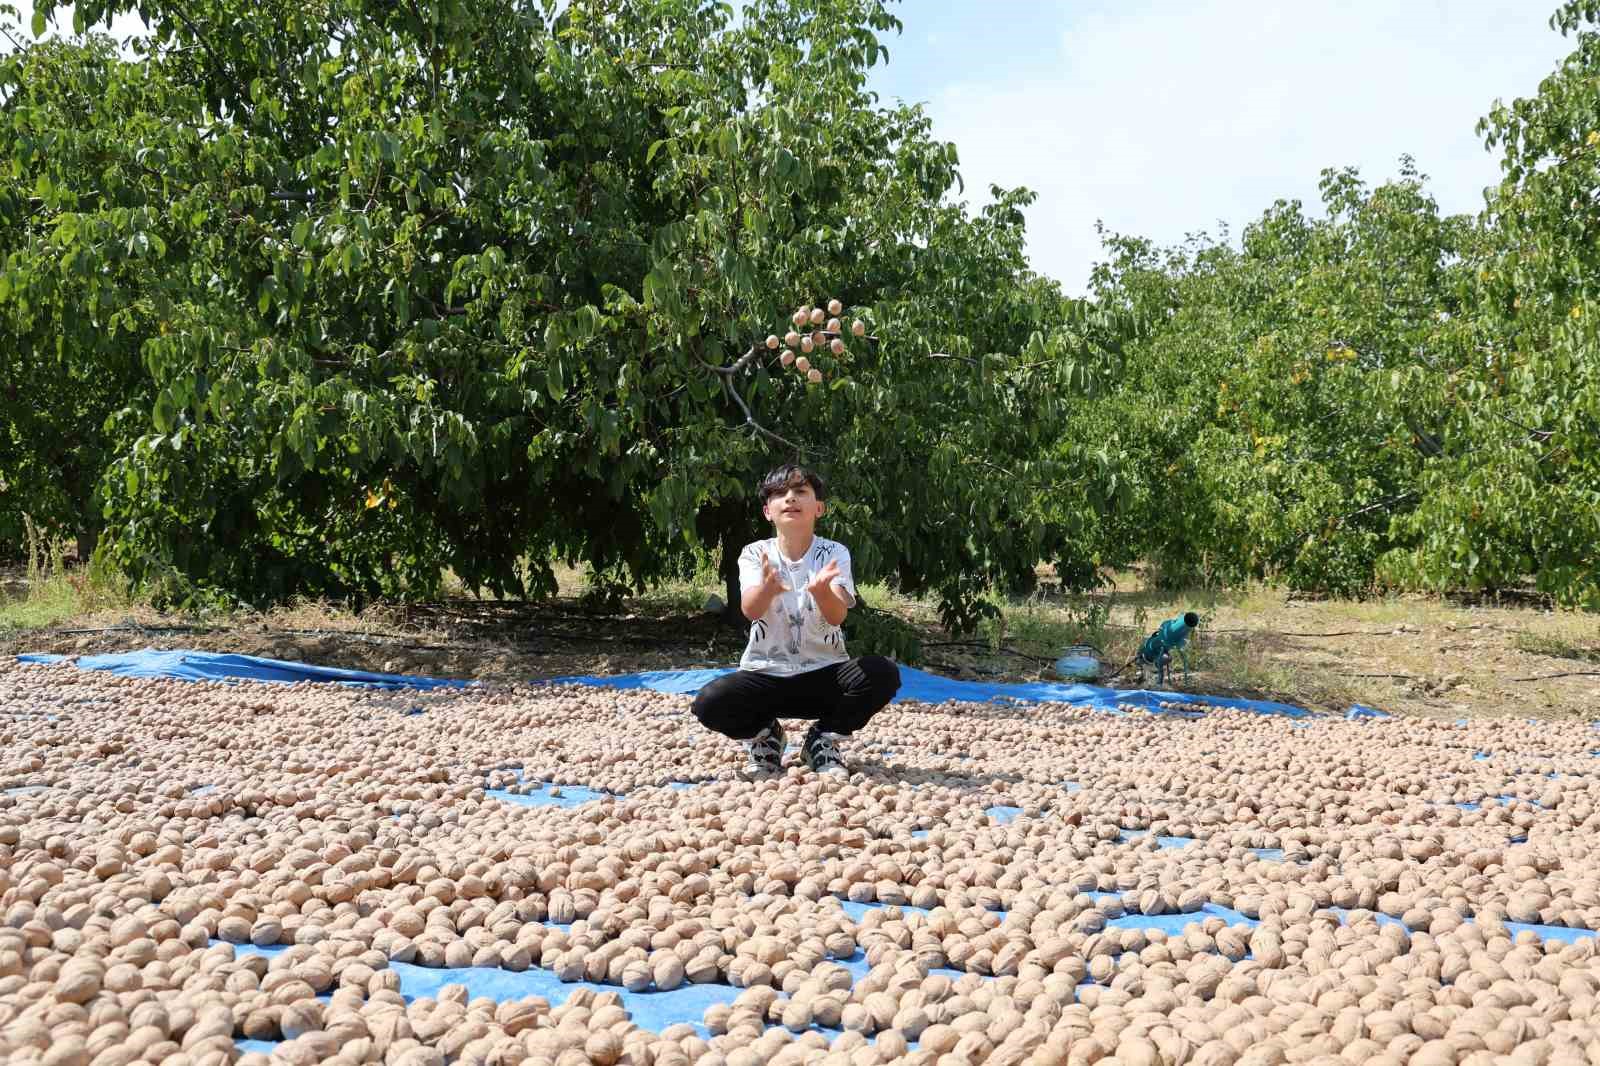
[720,377,809,455]
[705,345,759,375]
[1339,491,1420,523]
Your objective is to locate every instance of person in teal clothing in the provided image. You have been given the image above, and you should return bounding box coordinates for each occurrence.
[691,464,900,777]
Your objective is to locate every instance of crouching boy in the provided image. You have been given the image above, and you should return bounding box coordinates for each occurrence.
[691,464,900,776]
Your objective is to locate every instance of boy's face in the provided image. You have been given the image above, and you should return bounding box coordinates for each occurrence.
[762,480,825,532]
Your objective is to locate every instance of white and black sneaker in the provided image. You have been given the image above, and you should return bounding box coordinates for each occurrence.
[742,721,785,778]
[803,725,847,777]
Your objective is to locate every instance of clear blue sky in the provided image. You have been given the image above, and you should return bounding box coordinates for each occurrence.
[863,1,1574,291]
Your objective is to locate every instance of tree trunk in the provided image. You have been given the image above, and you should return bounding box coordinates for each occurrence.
[720,530,745,627]
[76,526,99,565]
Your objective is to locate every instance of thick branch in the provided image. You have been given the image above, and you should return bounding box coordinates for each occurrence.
[720,377,808,454]
[707,345,759,375]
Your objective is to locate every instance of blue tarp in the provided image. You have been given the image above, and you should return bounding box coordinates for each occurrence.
[17,649,467,690]
[1105,902,1257,933]
[987,805,1024,825]
[487,782,614,809]
[18,649,1326,716]
[215,941,742,1036]
[549,665,1318,718]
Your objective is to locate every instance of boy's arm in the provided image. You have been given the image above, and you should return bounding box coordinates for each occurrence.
[807,558,850,626]
[740,550,786,621]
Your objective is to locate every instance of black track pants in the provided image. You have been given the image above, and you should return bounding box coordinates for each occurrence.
[691,656,902,740]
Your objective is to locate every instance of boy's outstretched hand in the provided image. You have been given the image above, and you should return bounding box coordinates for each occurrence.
[804,559,841,596]
[742,552,790,622]
[806,560,849,626]
[760,553,789,595]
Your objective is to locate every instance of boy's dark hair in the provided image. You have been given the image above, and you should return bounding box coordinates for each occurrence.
[758,463,826,503]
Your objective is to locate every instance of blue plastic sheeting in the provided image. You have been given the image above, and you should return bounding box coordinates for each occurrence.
[1328,909,1410,932]
[3,785,48,796]
[236,1038,280,1055]
[836,948,871,981]
[911,829,929,839]
[19,649,1343,716]
[487,783,612,809]
[18,649,468,690]
[1346,704,1390,720]
[1506,922,1596,945]
[1456,795,1542,812]
[216,941,742,1037]
[1322,912,1595,944]
[987,805,1024,825]
[389,959,742,1033]
[1105,902,1257,934]
[1063,781,1082,792]
[550,665,1319,718]
[1249,848,1286,861]
[838,900,932,923]
[1118,829,1196,849]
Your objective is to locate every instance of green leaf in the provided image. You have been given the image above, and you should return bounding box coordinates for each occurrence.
[152,391,177,433]
[31,10,45,36]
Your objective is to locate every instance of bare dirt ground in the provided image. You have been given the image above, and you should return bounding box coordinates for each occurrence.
[0,597,748,686]
[2,574,1596,719]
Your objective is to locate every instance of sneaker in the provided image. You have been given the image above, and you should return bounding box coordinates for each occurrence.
[802,725,847,777]
[742,721,785,778]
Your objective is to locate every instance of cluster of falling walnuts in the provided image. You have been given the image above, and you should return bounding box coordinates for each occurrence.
[763,298,867,385]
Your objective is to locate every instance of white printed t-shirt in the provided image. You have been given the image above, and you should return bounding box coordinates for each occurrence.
[737,536,858,675]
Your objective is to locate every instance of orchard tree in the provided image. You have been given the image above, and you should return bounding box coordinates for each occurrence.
[1379,0,1600,606]
[13,0,1089,629]
[1072,163,1476,594]
[0,33,166,560]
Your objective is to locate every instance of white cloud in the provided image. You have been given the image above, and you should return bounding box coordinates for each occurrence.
[924,0,1574,292]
